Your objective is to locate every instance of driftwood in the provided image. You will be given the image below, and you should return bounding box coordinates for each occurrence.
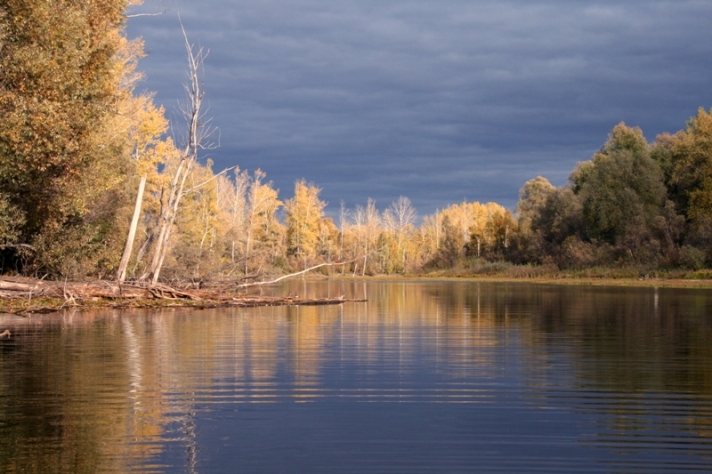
[0,276,366,314]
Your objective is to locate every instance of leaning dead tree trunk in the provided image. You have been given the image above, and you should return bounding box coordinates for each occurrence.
[144,22,217,285]
[117,175,147,282]
[148,158,193,283]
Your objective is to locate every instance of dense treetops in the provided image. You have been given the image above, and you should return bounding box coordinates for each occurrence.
[1,2,711,280]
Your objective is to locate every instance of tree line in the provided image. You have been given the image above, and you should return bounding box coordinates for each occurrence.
[1,1,711,281]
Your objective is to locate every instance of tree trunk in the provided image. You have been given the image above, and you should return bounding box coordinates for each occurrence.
[150,159,194,284]
[117,175,147,282]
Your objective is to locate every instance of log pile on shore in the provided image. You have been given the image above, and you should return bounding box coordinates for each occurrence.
[0,276,365,315]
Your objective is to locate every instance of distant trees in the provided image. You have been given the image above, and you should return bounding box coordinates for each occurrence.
[663,109,712,258]
[3,1,712,281]
[510,119,712,270]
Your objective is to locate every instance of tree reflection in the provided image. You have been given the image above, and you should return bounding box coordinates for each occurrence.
[1,282,712,471]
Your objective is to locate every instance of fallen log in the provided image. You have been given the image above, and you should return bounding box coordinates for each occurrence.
[0,276,367,314]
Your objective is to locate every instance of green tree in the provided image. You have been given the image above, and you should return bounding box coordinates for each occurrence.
[532,188,584,246]
[572,123,667,246]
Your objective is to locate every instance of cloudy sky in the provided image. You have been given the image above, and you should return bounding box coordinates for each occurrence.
[126,0,712,216]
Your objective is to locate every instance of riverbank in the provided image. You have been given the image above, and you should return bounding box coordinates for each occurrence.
[330,265,712,289]
[2,267,712,316]
[333,274,712,289]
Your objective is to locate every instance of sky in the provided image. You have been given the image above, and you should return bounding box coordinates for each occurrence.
[126,0,712,217]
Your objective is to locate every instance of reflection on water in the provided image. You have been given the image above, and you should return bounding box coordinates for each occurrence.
[1,281,712,473]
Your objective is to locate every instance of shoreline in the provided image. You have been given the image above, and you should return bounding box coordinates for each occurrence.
[329,274,712,289]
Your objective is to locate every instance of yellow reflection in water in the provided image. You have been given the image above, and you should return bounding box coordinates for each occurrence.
[3,281,712,472]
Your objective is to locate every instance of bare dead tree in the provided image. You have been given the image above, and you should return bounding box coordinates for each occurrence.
[384,196,417,270]
[143,21,218,285]
[339,200,348,264]
[352,199,380,276]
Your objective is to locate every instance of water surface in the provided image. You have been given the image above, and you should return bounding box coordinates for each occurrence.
[1,281,712,473]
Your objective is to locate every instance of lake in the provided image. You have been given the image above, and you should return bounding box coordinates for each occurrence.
[1,281,712,473]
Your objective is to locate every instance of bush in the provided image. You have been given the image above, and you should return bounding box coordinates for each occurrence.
[679,245,706,270]
[684,269,712,280]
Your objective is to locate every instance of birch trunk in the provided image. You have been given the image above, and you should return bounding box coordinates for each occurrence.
[117,175,147,282]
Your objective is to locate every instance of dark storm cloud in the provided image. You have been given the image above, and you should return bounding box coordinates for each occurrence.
[126,0,712,215]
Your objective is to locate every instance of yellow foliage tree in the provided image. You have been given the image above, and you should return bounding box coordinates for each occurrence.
[285,180,326,270]
[0,0,142,276]
[245,171,283,274]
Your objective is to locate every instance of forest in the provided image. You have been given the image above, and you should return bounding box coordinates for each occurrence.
[1,1,712,283]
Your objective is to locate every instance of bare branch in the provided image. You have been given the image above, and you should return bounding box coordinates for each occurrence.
[145,18,219,284]
[0,244,36,251]
[126,11,165,18]
[236,262,346,289]
[237,249,384,289]
[183,166,236,195]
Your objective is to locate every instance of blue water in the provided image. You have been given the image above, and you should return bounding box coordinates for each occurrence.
[1,281,712,473]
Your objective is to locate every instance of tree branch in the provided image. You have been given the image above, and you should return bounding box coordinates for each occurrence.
[126,11,165,18]
[236,262,347,288]
[236,250,383,289]
[0,244,36,251]
[183,166,236,195]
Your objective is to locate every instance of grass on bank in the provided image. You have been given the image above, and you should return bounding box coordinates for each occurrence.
[332,260,712,288]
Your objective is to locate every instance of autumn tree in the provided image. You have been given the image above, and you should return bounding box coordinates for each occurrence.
[383,196,417,272]
[284,180,326,270]
[516,176,556,234]
[115,94,174,281]
[351,199,381,275]
[215,169,249,272]
[658,108,712,261]
[0,0,137,275]
[436,203,470,263]
[483,203,516,256]
[414,212,441,268]
[162,161,223,279]
[438,215,465,267]
[317,218,340,267]
[467,202,490,258]
[531,188,583,246]
[510,177,582,264]
[244,170,283,274]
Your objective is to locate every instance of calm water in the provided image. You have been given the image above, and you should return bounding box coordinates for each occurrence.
[1,281,712,473]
